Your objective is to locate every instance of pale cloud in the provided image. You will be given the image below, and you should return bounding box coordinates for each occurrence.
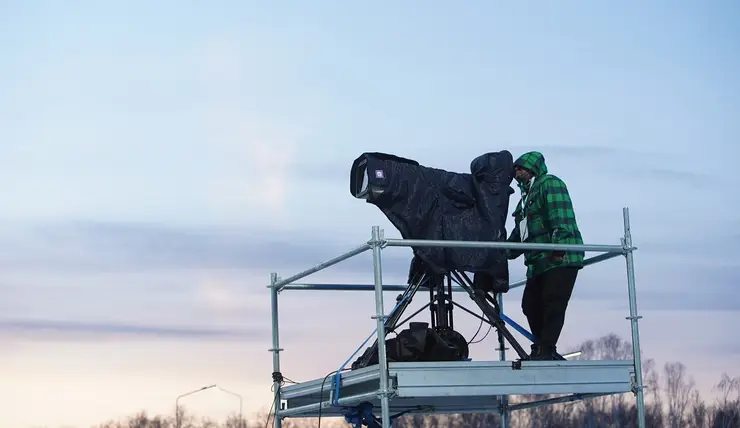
[193,273,273,323]
[191,33,315,226]
[0,319,257,341]
[201,127,300,225]
[197,277,245,314]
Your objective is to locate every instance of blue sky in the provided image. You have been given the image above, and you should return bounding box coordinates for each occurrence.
[1,1,739,427]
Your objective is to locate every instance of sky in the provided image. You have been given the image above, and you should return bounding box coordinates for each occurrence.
[1,1,739,427]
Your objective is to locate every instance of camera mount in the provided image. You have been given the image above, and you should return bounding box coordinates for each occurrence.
[351,256,545,371]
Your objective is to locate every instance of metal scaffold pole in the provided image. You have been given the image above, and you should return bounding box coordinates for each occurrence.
[371,226,392,428]
[269,272,283,428]
[623,207,646,428]
[497,293,510,428]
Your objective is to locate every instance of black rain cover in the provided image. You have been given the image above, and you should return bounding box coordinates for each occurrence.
[350,150,515,281]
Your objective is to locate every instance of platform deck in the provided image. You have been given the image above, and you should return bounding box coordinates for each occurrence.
[278,359,636,418]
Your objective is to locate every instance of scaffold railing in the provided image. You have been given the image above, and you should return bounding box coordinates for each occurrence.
[267,207,645,428]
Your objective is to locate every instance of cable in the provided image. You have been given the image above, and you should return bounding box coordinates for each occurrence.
[317,368,351,428]
[264,384,278,428]
[281,376,298,385]
[467,312,485,344]
[264,372,298,428]
[446,273,494,347]
[468,322,493,344]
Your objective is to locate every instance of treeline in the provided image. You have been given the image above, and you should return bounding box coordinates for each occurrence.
[94,334,739,428]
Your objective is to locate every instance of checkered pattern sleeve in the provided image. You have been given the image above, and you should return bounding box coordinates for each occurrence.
[543,177,579,247]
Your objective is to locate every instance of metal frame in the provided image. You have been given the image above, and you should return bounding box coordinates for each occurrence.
[268,207,646,428]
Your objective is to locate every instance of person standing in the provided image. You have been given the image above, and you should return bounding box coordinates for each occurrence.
[506,151,584,360]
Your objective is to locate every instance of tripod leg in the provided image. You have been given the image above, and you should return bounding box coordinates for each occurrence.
[354,264,428,369]
[428,273,455,331]
[387,273,426,332]
[428,281,436,330]
[433,274,448,329]
[451,272,531,360]
[386,255,432,333]
[471,289,530,360]
[447,274,454,330]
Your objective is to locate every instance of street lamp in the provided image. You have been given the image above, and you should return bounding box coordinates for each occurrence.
[175,384,216,428]
[174,384,244,428]
[216,386,244,428]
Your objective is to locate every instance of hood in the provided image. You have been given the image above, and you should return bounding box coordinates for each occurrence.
[514,151,548,177]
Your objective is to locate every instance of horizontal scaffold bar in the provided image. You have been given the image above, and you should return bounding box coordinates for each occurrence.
[279,252,621,292]
[383,238,626,253]
[272,243,371,292]
[508,392,613,412]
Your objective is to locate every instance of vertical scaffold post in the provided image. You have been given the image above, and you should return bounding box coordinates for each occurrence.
[371,226,392,428]
[623,207,646,428]
[497,294,510,428]
[269,272,283,428]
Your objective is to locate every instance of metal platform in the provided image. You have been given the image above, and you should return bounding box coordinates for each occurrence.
[279,359,636,418]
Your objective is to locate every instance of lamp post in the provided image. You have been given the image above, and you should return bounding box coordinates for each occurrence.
[174,384,244,428]
[216,386,244,428]
[175,384,216,428]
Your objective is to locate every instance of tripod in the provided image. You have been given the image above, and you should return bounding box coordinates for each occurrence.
[353,256,533,370]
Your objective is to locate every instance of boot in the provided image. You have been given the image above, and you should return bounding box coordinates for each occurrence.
[531,345,557,360]
[528,344,538,359]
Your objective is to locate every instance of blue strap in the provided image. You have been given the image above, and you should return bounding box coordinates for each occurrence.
[332,293,411,406]
[332,328,376,406]
[499,311,536,342]
[500,308,571,359]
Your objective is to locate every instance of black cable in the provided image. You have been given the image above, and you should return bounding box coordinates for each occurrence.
[467,312,485,344]
[469,322,493,344]
[317,368,351,428]
[264,384,279,428]
[264,372,298,428]
[282,376,298,385]
[446,271,495,346]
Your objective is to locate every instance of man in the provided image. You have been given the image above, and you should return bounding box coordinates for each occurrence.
[506,151,584,360]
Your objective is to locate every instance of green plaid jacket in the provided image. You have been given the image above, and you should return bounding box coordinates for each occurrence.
[507,151,584,278]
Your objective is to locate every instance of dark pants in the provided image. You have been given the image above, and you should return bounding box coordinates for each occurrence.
[521,266,579,350]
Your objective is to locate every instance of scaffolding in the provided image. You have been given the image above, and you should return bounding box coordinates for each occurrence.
[268,207,646,428]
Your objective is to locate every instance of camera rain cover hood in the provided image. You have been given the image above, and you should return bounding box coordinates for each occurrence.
[350,150,515,277]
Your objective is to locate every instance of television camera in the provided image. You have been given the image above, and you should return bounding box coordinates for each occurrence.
[348,151,541,368]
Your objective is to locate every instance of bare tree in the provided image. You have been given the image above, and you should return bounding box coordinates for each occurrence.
[223,414,249,428]
[175,404,195,428]
[710,373,740,428]
[642,357,665,428]
[571,332,635,427]
[394,413,429,428]
[688,389,709,428]
[664,361,696,428]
